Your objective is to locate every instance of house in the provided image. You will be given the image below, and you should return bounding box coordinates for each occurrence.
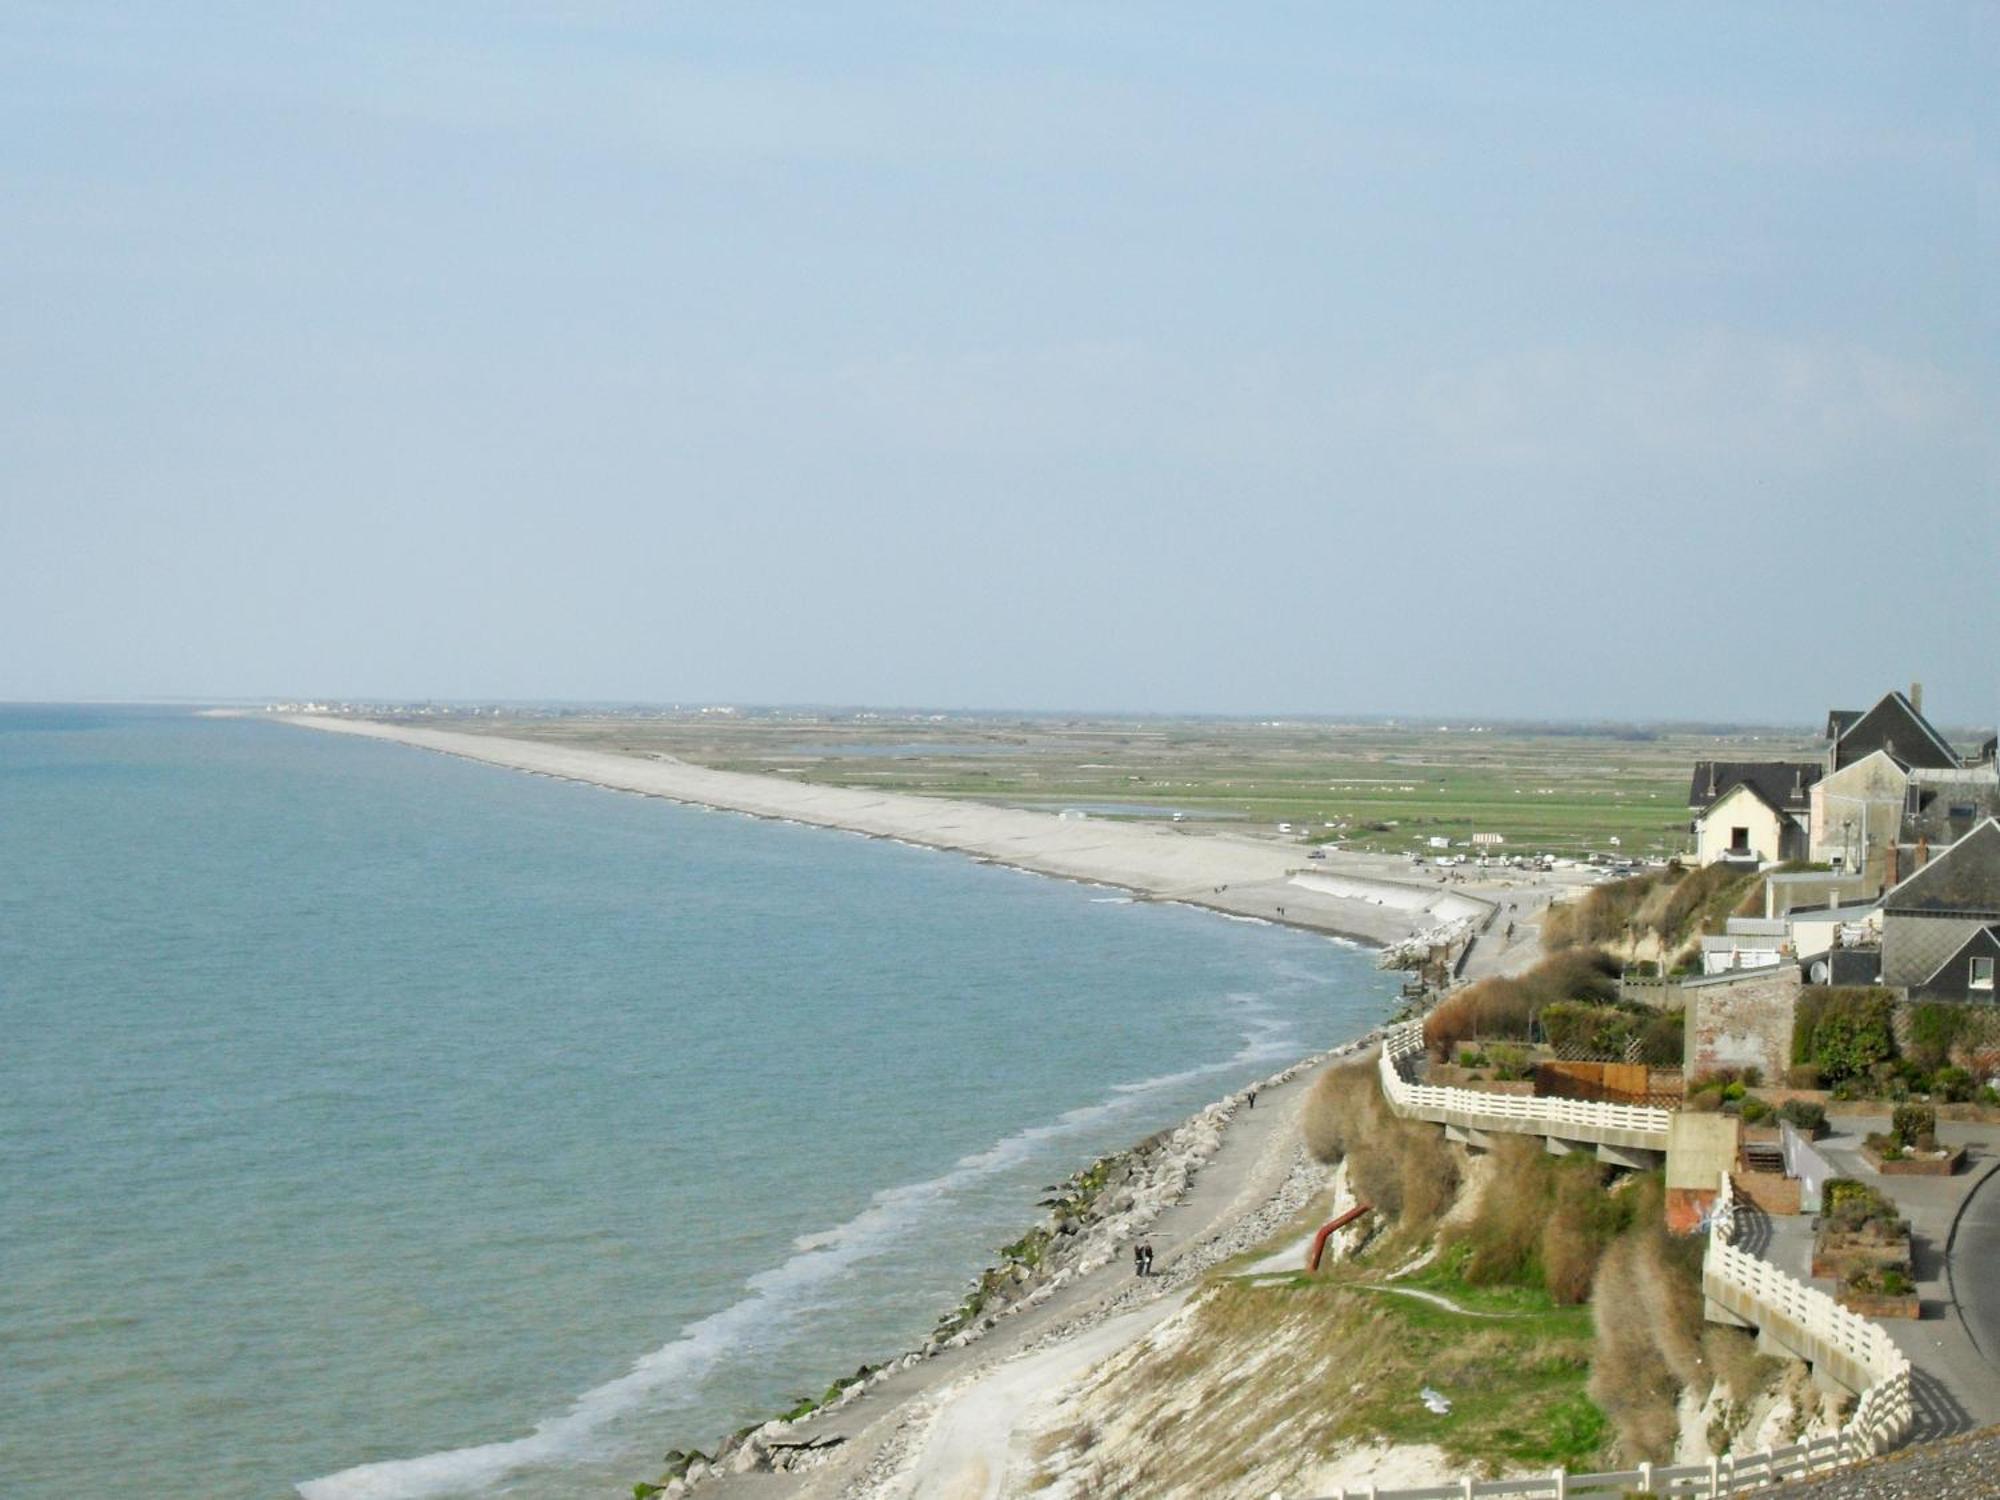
[1824,685,1963,773]
[1807,748,1907,882]
[1689,761,1819,866]
[1879,818,2000,991]
[1903,764,2000,847]
[1909,925,2000,1003]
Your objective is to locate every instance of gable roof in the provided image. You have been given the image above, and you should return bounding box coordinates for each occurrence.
[1883,818,2000,917]
[1918,924,2000,988]
[1828,690,1961,772]
[1689,761,1820,814]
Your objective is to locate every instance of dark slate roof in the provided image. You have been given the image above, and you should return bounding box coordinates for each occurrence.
[1826,709,1863,739]
[1828,691,1961,772]
[1688,760,1821,813]
[1920,924,2000,987]
[1883,818,2000,916]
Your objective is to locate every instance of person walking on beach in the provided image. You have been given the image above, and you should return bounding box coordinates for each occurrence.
[1133,1243,1145,1277]
[1247,1088,1258,1110]
[1143,1242,1155,1276]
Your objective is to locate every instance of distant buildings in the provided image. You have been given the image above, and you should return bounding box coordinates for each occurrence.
[1683,686,2000,1006]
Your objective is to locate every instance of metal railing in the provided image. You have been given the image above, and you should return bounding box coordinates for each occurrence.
[1322,1038,1913,1499]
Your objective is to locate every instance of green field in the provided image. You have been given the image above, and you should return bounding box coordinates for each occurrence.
[425,710,1831,860]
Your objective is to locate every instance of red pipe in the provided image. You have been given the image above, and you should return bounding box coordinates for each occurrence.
[1307,1203,1373,1272]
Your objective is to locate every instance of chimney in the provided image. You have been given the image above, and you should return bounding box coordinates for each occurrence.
[1910,681,1923,715]
[1707,764,1717,798]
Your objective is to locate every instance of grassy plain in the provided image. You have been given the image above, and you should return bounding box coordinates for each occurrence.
[428,708,1827,860]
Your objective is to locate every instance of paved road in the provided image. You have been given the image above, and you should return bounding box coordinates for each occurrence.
[1950,1160,2000,1384]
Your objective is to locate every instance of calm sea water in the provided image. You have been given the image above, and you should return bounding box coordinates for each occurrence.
[0,708,1395,1500]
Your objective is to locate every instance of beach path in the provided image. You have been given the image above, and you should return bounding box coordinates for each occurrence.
[278,716,1474,948]
[793,1050,1333,1500]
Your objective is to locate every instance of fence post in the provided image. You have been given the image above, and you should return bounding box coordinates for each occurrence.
[1462,1480,1474,1500]
[1552,1467,1567,1499]
[1707,1455,1720,1496]
[1636,1460,1652,1493]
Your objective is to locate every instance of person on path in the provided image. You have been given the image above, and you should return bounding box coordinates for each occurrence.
[1140,1243,1154,1276]
[1133,1243,1144,1277]
[1247,1088,1258,1110]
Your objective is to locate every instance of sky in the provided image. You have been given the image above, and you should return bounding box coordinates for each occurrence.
[3,3,1994,722]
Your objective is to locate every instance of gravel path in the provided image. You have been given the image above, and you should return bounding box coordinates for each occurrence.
[1769,1426,2000,1498]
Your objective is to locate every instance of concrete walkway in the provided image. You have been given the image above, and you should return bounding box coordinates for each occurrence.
[1753,1118,2000,1437]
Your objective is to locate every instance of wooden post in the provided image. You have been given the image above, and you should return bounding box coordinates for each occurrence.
[1636,1459,1652,1493]
[1707,1454,1720,1496]
[1552,1467,1568,1499]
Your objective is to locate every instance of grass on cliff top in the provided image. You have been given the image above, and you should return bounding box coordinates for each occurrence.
[1077,1267,1607,1492]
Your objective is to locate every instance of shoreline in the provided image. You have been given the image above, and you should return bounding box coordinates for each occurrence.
[270,714,1489,949]
[685,1028,1385,1499]
[260,714,1434,1496]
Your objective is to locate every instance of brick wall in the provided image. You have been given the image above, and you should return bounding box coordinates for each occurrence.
[1688,968,1800,1082]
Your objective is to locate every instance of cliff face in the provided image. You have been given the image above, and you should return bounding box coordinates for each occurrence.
[1014,1141,1832,1500]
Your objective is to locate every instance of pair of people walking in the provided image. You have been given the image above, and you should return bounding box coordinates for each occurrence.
[1132,1241,1155,1276]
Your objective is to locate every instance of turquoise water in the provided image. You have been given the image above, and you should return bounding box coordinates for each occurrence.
[0,708,1395,1500]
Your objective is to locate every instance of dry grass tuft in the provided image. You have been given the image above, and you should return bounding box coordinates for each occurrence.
[1587,1196,1708,1461]
[1422,949,1621,1058]
[1301,1059,1458,1234]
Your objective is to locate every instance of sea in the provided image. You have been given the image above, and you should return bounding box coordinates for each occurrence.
[0,707,1397,1500]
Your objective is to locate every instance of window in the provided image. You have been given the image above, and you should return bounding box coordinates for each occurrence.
[1730,827,1751,853]
[1972,956,1996,993]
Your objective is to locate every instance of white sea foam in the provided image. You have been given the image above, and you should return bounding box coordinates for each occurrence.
[297,1005,1297,1500]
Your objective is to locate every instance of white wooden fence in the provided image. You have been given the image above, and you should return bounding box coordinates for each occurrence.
[1321,1032,1914,1499]
[1378,1022,1671,1141]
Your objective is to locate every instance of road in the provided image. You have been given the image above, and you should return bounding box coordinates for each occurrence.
[1950,1159,2000,1384]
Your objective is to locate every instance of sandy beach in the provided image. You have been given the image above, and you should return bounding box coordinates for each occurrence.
[277,716,1488,948]
[271,713,1548,1499]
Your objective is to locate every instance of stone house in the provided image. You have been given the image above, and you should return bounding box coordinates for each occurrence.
[1879,818,2000,991]
[1807,748,1907,884]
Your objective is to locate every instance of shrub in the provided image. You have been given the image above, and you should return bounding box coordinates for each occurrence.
[1588,1189,1707,1462]
[1933,1066,1975,1103]
[1446,1140,1636,1305]
[1685,1085,1725,1113]
[1424,948,1621,1057]
[1301,1058,1458,1231]
[1794,988,1898,1082]
[1822,1179,1903,1236]
[1864,1132,1905,1161]
[1637,1012,1686,1068]
[1777,1099,1826,1133]
[1788,1064,1823,1091]
[1907,1003,1968,1073]
[1739,1097,1772,1126]
[1891,1104,1936,1148]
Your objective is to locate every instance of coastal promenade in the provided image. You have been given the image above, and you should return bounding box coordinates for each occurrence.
[279,716,1480,947]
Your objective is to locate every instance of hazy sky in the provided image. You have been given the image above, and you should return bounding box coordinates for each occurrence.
[4,4,1993,721]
